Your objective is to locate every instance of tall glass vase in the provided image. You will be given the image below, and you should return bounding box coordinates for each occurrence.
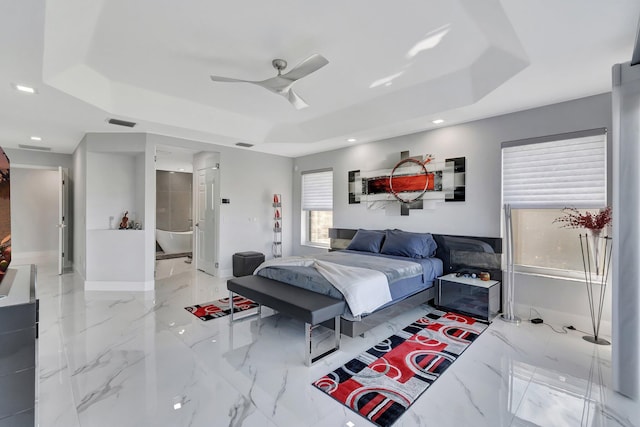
[579,232,613,345]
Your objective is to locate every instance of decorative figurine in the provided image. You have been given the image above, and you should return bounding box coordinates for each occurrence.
[119,211,129,229]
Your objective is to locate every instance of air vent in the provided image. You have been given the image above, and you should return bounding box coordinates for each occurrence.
[18,144,51,151]
[235,142,254,148]
[108,118,137,128]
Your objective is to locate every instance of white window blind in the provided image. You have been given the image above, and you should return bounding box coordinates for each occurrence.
[302,170,333,211]
[502,129,606,208]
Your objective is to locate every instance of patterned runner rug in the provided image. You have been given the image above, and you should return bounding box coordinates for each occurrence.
[313,308,487,427]
[184,295,258,321]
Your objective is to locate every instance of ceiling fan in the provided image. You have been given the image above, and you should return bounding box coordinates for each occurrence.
[210,54,329,110]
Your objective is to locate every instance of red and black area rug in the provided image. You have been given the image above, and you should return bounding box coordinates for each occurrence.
[313,309,487,427]
[184,296,258,321]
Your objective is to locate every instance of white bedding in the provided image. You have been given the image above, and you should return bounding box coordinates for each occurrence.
[254,256,392,316]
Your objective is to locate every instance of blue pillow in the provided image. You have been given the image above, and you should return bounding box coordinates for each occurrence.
[346,229,386,253]
[380,229,437,258]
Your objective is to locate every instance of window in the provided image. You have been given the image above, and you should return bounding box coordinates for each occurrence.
[502,128,607,277]
[301,170,333,247]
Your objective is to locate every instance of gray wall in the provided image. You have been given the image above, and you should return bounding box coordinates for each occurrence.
[156,171,192,232]
[293,93,611,252]
[612,62,640,398]
[292,93,613,329]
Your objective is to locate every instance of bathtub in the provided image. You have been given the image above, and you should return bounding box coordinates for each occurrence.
[156,229,192,254]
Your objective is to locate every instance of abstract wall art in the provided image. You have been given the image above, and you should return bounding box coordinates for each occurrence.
[351,150,465,216]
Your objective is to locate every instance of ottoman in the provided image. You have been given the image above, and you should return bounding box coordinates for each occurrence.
[232,251,265,277]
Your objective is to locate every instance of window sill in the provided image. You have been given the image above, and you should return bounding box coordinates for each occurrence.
[301,243,330,250]
[513,270,587,284]
[513,266,608,284]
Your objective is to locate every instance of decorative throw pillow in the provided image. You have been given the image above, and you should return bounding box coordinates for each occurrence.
[380,229,438,258]
[346,229,386,253]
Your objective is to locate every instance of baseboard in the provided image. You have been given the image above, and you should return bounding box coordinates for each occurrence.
[514,302,612,338]
[84,280,155,292]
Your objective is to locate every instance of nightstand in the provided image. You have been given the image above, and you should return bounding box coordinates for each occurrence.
[435,273,501,322]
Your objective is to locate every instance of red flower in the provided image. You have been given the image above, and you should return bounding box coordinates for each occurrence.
[553,207,612,231]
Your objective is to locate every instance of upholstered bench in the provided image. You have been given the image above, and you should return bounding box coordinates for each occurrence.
[227,275,346,366]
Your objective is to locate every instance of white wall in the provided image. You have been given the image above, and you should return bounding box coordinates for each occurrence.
[292,93,613,329]
[86,152,139,230]
[217,146,292,275]
[147,134,293,277]
[77,133,154,290]
[9,168,59,260]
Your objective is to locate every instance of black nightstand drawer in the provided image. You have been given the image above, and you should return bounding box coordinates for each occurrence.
[436,274,501,321]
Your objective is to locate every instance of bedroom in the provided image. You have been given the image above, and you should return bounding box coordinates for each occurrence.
[1,1,639,426]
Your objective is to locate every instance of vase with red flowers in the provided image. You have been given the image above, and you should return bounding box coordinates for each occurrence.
[554,206,613,345]
[554,207,612,274]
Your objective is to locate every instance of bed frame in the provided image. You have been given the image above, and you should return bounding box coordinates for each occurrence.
[325,228,502,337]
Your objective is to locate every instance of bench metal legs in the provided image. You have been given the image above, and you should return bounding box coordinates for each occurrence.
[305,316,341,366]
[229,291,340,366]
[229,291,261,323]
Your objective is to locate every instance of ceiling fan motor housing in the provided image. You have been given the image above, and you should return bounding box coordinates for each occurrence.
[272,59,287,74]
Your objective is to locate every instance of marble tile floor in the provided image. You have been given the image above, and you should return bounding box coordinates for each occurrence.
[32,258,639,427]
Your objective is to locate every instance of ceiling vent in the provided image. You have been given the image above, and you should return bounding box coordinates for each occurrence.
[108,118,137,128]
[235,142,254,148]
[18,144,51,151]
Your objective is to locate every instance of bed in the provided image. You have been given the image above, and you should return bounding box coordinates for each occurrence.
[252,228,502,337]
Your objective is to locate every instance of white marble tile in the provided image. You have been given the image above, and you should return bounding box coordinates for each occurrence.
[33,261,640,427]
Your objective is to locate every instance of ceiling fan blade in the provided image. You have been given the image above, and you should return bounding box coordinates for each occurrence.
[286,89,309,109]
[282,54,329,81]
[210,75,257,84]
[257,76,291,92]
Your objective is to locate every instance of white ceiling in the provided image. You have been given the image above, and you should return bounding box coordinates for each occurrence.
[0,0,638,157]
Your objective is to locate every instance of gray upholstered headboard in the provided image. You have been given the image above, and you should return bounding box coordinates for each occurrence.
[328,228,503,282]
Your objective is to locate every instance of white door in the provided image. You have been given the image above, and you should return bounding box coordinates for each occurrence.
[195,167,218,275]
[57,167,69,275]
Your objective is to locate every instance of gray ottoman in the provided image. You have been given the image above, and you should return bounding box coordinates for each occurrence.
[232,251,265,277]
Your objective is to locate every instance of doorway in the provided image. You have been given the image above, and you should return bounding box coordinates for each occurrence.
[10,167,68,271]
[194,152,220,276]
[154,147,220,277]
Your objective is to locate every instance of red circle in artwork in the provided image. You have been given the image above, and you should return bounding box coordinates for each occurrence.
[389,158,429,203]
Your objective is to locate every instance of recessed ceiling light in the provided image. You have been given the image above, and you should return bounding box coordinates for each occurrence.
[347,138,357,142]
[12,83,37,94]
[432,119,445,124]
[178,168,185,172]
[30,136,42,141]
[173,403,182,410]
